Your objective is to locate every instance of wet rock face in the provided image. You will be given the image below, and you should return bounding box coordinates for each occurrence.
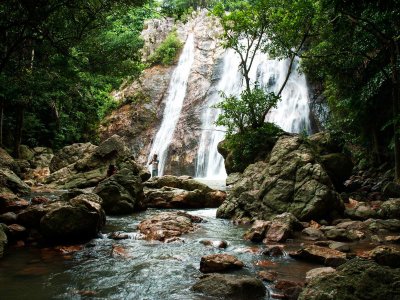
[137,211,202,241]
[298,259,400,300]
[217,135,343,221]
[192,273,267,299]
[99,10,224,176]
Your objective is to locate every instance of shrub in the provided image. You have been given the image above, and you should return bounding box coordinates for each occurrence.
[223,122,284,172]
[148,31,183,66]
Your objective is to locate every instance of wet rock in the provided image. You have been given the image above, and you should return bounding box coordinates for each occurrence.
[299,259,400,300]
[368,246,400,268]
[46,135,147,190]
[40,195,106,241]
[365,218,400,233]
[264,213,302,243]
[0,168,31,195]
[94,168,145,214]
[31,196,50,205]
[320,226,365,242]
[258,270,278,282]
[305,267,336,283]
[30,147,54,169]
[18,193,105,242]
[138,211,202,241]
[0,212,17,224]
[329,242,350,252]
[109,232,130,240]
[144,187,225,209]
[217,135,343,221]
[302,227,326,241]
[385,235,400,243]
[262,245,284,256]
[200,254,244,273]
[7,223,27,239]
[143,176,225,209]
[243,220,270,242]
[345,201,379,220]
[275,280,304,300]
[289,244,347,267]
[0,148,17,171]
[0,194,30,213]
[378,198,400,219]
[191,273,267,299]
[199,239,228,248]
[111,244,131,258]
[50,142,97,173]
[255,260,276,267]
[0,224,8,258]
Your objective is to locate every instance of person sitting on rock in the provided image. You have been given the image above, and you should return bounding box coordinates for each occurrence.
[149,154,159,177]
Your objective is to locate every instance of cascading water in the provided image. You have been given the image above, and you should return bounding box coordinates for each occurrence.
[195,49,242,179]
[196,49,311,179]
[251,55,311,133]
[147,33,195,176]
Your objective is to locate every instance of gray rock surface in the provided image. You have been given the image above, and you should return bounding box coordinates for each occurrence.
[217,135,343,221]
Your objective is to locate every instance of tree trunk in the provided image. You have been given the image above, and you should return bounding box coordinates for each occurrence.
[13,105,24,158]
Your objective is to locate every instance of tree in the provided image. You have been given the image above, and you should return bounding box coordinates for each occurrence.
[0,1,150,154]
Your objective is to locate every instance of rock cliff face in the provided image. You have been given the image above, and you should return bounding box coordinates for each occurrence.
[217,134,346,221]
[99,10,224,176]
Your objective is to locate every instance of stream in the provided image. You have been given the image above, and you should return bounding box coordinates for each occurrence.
[0,180,321,300]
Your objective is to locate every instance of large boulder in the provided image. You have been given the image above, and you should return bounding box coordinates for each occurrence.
[0,168,30,195]
[137,211,202,241]
[49,142,97,173]
[199,254,244,273]
[378,198,400,219]
[0,148,16,170]
[217,135,343,221]
[298,259,400,300]
[192,273,267,299]
[46,135,149,189]
[368,245,400,268]
[94,168,145,214]
[17,193,105,242]
[143,175,226,209]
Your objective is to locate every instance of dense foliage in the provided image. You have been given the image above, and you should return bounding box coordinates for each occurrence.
[214,88,279,134]
[148,30,183,65]
[0,0,152,155]
[221,122,283,172]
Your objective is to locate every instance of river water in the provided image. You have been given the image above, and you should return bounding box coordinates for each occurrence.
[0,205,320,300]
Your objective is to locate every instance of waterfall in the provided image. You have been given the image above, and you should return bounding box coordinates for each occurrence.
[196,50,311,179]
[251,56,311,133]
[147,33,195,176]
[195,49,242,179]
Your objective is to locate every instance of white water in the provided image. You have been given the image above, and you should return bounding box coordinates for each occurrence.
[195,50,242,179]
[196,49,311,179]
[147,33,195,176]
